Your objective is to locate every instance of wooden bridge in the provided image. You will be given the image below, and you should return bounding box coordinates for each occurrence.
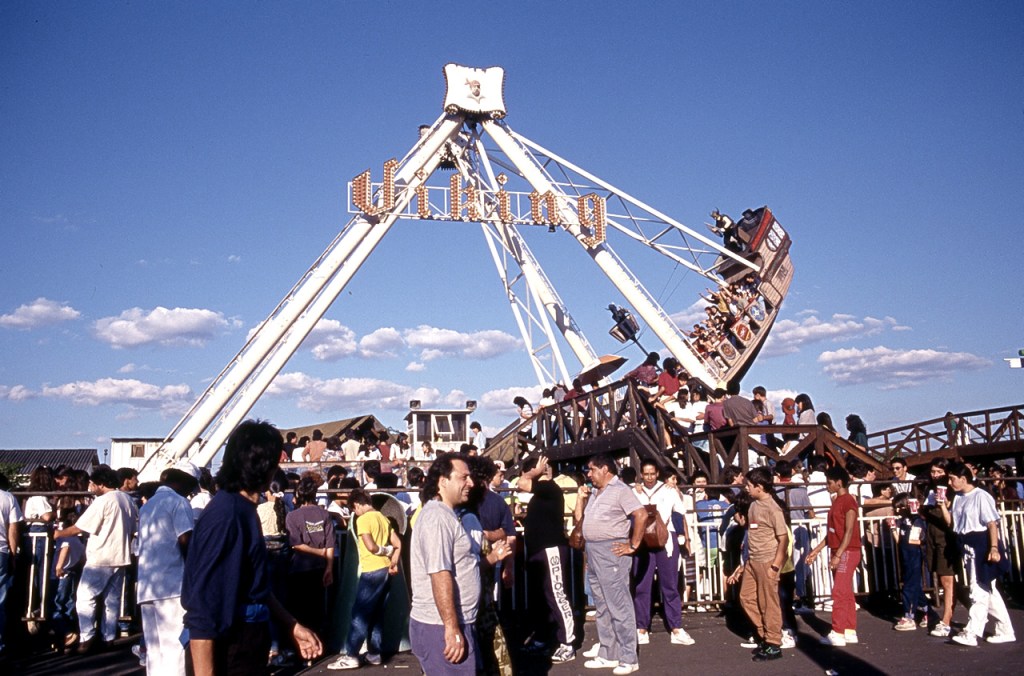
[484,381,1024,479]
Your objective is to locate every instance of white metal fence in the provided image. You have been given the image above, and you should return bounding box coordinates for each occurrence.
[13,506,1024,626]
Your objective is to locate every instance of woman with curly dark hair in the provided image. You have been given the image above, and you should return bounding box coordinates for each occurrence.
[845,415,868,448]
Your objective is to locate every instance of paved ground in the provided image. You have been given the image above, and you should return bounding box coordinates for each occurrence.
[12,600,1024,675]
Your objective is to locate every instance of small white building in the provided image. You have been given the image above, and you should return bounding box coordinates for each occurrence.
[405,400,478,457]
[110,437,201,476]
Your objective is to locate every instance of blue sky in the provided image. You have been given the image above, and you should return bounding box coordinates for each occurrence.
[1,2,1021,452]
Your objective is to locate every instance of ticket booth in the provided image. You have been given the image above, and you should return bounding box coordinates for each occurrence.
[405,400,477,456]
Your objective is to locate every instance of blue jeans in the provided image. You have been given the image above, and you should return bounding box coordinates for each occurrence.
[346,567,392,657]
[53,571,79,636]
[900,546,928,616]
[0,551,12,650]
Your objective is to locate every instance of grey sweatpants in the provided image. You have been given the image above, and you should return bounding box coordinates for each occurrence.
[587,538,638,665]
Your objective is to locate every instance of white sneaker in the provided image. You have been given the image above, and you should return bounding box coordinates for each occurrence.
[670,629,695,645]
[844,630,859,644]
[327,654,361,670]
[613,664,640,675]
[739,635,761,649]
[551,643,576,663]
[582,643,601,658]
[584,656,618,669]
[819,630,847,647]
[781,630,796,649]
[636,629,650,645]
[894,617,917,632]
[986,634,1016,644]
[930,622,951,637]
[952,632,978,647]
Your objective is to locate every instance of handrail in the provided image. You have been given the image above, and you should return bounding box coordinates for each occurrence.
[483,394,1024,475]
[863,404,1024,463]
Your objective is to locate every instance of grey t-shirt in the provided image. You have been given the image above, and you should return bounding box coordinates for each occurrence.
[410,500,481,625]
[582,477,643,542]
[723,395,758,426]
[776,482,812,521]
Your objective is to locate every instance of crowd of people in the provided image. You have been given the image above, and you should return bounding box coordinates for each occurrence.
[687,273,766,367]
[0,409,1020,674]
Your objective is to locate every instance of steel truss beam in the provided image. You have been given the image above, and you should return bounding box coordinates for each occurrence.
[144,92,753,475]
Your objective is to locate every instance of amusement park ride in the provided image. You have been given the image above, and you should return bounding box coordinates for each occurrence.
[139,64,794,477]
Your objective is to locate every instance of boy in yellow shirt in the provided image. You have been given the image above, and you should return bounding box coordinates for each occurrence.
[328,489,402,670]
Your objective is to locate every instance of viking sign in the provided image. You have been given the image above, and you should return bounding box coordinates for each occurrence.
[351,163,608,248]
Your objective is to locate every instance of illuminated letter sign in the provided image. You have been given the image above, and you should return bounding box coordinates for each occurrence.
[496,174,512,223]
[449,175,480,221]
[415,170,431,219]
[353,158,398,217]
[529,191,561,226]
[578,193,606,248]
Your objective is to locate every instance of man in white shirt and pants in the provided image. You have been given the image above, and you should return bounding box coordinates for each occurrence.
[137,464,197,674]
[55,465,139,653]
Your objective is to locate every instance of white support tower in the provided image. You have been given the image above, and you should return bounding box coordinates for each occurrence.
[141,64,791,476]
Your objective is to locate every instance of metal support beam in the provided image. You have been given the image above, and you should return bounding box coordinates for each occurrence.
[482,120,721,388]
[141,114,468,475]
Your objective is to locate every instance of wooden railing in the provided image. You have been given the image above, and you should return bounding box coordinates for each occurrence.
[487,391,1024,475]
[484,379,689,470]
[672,424,889,482]
[863,404,1024,465]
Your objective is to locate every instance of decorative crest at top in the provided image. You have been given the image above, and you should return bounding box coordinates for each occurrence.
[443,64,506,119]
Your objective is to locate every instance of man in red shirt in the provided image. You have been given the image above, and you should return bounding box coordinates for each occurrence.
[807,466,861,646]
[704,389,728,431]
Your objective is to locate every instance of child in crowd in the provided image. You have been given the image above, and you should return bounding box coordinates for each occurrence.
[890,493,929,631]
[327,489,402,670]
[696,486,730,582]
[732,468,789,662]
[807,466,861,647]
[52,511,86,649]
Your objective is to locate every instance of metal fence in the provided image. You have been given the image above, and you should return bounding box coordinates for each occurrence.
[11,501,1023,631]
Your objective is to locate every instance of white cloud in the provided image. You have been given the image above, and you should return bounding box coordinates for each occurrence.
[94,306,232,348]
[302,322,523,363]
[669,299,710,329]
[479,385,544,416]
[0,384,34,401]
[766,388,799,407]
[118,363,137,373]
[359,327,405,359]
[0,297,81,329]
[41,377,192,413]
[305,319,359,361]
[266,370,447,413]
[227,254,241,263]
[818,346,990,389]
[404,325,521,361]
[762,312,901,357]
